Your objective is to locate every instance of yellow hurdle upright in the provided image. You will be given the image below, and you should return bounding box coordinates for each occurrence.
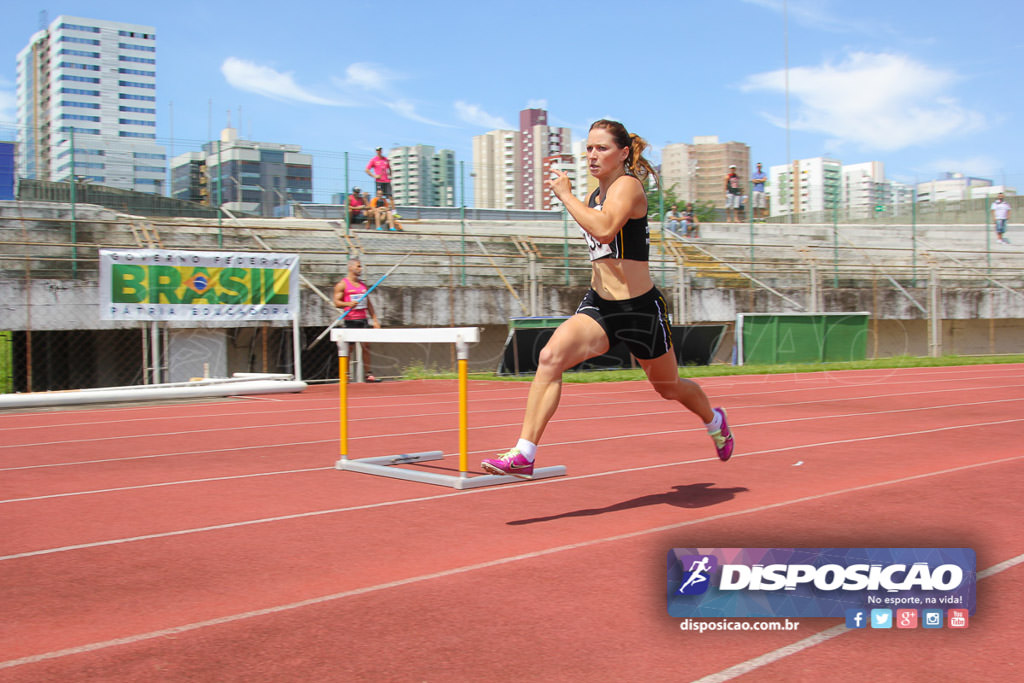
[338,351,348,460]
[329,327,566,489]
[458,355,468,474]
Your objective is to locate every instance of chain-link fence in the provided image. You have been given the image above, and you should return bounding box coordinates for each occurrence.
[3,191,1024,394]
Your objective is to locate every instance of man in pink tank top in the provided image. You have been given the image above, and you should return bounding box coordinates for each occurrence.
[333,258,381,382]
[365,147,392,197]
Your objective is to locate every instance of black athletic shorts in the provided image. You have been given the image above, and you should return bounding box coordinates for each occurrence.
[343,319,369,329]
[575,286,673,360]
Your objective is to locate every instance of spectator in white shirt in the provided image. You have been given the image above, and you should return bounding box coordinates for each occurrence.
[991,193,1011,245]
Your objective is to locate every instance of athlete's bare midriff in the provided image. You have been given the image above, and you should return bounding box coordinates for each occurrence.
[590,258,654,300]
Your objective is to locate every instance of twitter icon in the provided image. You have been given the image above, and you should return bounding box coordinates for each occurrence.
[870,609,893,629]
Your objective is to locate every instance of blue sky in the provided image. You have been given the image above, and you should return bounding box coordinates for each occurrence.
[1,0,1022,202]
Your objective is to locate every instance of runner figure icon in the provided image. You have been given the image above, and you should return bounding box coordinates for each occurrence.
[678,556,712,594]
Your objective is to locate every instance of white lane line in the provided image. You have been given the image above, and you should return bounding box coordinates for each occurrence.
[1,455,1021,672]
[2,431,1021,561]
[690,551,1024,683]
[3,404,1022,503]
[690,624,851,683]
[3,401,1023,501]
[3,371,1019,433]
[0,467,332,504]
[6,384,1024,452]
[0,439,334,473]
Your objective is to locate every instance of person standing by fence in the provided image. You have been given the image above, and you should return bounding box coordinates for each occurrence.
[751,162,767,221]
[725,165,742,223]
[366,147,392,197]
[991,192,1011,245]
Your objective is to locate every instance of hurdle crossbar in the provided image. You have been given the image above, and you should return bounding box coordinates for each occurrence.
[331,327,566,489]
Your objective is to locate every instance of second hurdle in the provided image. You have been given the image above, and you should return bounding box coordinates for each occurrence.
[331,326,567,489]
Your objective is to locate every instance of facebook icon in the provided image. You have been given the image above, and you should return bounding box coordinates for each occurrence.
[845,608,868,629]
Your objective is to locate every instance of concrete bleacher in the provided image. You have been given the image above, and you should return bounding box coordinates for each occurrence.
[654,218,1023,288]
[2,200,1021,291]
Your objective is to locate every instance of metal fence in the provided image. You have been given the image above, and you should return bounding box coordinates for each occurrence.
[2,199,1023,393]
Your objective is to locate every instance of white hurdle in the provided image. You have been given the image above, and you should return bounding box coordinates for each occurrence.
[331,327,567,489]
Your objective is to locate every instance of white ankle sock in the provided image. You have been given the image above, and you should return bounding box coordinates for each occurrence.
[515,438,537,462]
[705,409,722,433]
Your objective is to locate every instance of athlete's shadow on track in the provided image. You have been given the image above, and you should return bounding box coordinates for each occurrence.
[506,482,749,525]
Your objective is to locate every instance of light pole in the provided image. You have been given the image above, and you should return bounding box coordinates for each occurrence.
[688,159,699,204]
[460,160,466,285]
[68,128,78,277]
[216,139,223,247]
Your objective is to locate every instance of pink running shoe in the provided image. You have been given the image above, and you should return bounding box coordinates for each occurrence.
[481,448,535,479]
[710,407,734,461]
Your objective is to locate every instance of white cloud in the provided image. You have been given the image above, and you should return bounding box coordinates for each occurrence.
[454,101,512,129]
[740,52,986,151]
[222,57,448,126]
[336,63,401,92]
[741,0,894,36]
[385,99,452,127]
[221,57,348,106]
[330,64,448,126]
[526,98,548,109]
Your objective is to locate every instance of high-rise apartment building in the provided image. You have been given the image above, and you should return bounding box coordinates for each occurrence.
[518,108,545,209]
[570,140,596,203]
[473,129,521,209]
[520,108,571,210]
[660,136,750,208]
[170,127,312,217]
[842,161,891,218]
[389,145,456,207]
[16,15,166,193]
[473,108,571,210]
[170,151,208,205]
[916,173,993,203]
[769,157,842,218]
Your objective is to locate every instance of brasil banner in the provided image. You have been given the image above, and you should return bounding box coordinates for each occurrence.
[99,249,300,321]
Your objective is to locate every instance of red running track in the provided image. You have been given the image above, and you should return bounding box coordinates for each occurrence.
[1,364,1022,682]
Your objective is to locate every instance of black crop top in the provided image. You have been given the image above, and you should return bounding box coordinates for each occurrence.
[582,188,650,262]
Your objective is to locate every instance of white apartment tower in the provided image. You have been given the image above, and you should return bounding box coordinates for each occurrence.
[473,129,521,210]
[389,144,456,207]
[472,108,572,210]
[769,157,842,218]
[571,139,596,203]
[916,173,993,203]
[842,161,890,218]
[16,15,166,193]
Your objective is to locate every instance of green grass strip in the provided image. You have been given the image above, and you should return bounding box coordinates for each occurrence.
[401,355,1024,383]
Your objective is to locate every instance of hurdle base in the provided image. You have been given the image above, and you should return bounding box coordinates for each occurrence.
[335,451,566,489]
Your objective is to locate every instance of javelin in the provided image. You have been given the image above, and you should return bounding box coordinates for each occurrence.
[307,252,412,349]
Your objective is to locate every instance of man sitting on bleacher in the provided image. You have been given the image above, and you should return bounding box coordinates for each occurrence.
[369,189,401,231]
[347,187,369,225]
